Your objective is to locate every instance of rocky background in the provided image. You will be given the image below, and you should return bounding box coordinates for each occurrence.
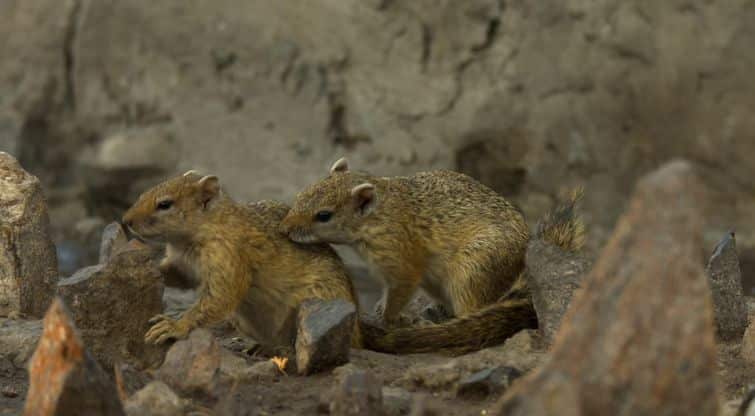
[2,1,755,415]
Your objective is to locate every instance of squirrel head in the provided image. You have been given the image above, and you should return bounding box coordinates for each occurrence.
[281,157,377,244]
[122,170,221,243]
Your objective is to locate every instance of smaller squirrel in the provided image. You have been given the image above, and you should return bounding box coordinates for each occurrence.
[122,171,361,350]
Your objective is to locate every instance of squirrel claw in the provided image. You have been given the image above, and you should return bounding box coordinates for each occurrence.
[144,317,190,345]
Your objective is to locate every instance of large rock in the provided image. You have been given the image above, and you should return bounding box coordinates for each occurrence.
[0,152,57,318]
[296,299,356,375]
[495,161,719,415]
[706,232,748,340]
[526,239,591,342]
[23,298,125,416]
[56,242,165,369]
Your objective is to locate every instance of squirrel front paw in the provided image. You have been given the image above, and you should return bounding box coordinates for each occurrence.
[144,314,191,345]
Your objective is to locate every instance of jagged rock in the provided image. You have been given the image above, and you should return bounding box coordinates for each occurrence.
[495,161,719,415]
[23,298,125,415]
[99,222,128,264]
[123,381,185,416]
[456,366,522,398]
[383,387,412,416]
[0,152,57,318]
[526,239,590,342]
[330,370,383,416]
[0,319,42,369]
[56,244,165,369]
[158,329,222,397]
[296,299,356,375]
[706,232,748,340]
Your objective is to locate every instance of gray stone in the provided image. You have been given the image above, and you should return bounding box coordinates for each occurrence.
[99,221,129,264]
[235,360,281,382]
[408,394,443,416]
[24,298,125,416]
[158,329,221,397]
[706,232,748,340]
[526,240,591,343]
[295,298,356,375]
[456,366,522,398]
[330,370,383,416]
[57,242,165,369]
[0,319,42,369]
[0,152,57,318]
[124,381,185,416]
[382,387,412,416]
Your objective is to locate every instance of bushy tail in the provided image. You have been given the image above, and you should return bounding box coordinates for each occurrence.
[360,187,586,355]
[535,187,585,252]
[360,295,537,355]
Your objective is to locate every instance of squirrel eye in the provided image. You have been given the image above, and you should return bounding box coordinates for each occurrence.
[156,200,174,211]
[315,211,333,222]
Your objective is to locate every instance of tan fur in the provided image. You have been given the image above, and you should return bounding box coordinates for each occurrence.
[281,158,584,354]
[122,172,361,350]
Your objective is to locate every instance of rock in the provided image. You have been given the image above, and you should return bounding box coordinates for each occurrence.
[235,360,280,382]
[23,298,125,416]
[456,366,522,398]
[295,299,356,375]
[404,360,462,390]
[495,161,719,415]
[99,222,128,264]
[56,244,165,369]
[215,384,256,416]
[402,329,543,391]
[332,362,363,384]
[114,363,151,399]
[408,394,443,416]
[158,328,222,397]
[123,381,185,416]
[526,239,591,342]
[382,387,412,416]
[0,319,42,369]
[0,152,57,317]
[706,232,748,340]
[741,321,755,365]
[330,370,383,416]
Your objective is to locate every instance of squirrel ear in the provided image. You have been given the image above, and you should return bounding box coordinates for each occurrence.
[198,175,220,204]
[351,183,376,215]
[329,157,349,175]
[183,170,199,177]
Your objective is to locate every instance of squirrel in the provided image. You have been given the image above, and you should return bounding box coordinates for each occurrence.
[280,157,585,354]
[121,170,361,351]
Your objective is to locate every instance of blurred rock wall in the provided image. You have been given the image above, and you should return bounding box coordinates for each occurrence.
[2,1,754,281]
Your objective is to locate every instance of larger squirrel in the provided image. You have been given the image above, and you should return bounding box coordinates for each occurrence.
[281,158,585,354]
[122,171,361,350]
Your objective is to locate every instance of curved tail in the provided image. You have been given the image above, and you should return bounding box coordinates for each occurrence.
[361,188,585,355]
